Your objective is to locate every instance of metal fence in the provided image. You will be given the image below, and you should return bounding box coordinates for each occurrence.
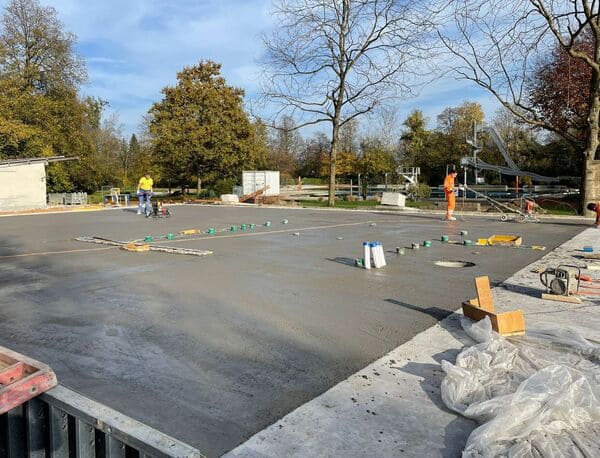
[47,193,88,206]
[0,385,203,458]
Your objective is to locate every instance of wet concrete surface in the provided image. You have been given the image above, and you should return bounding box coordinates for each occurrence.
[0,206,587,456]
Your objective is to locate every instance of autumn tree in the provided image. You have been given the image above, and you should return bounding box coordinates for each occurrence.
[358,137,397,185]
[148,61,267,193]
[435,0,600,212]
[262,0,431,206]
[0,0,86,92]
[529,31,592,143]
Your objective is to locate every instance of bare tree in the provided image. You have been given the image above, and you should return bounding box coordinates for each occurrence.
[435,0,600,212]
[262,0,431,205]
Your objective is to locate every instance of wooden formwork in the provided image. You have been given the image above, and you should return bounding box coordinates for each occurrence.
[0,346,57,415]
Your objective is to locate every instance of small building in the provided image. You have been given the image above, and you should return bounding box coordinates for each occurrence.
[242,171,280,197]
[0,156,77,212]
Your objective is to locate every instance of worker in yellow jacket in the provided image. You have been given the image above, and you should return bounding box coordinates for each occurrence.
[444,170,458,221]
[137,173,154,215]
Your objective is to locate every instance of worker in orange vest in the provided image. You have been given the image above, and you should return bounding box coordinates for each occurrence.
[444,170,459,221]
[586,202,600,227]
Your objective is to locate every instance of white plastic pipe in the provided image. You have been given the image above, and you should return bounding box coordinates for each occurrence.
[372,242,382,268]
[378,243,387,267]
[363,242,371,270]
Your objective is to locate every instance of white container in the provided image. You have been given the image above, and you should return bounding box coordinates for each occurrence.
[363,242,371,270]
[381,192,406,207]
[378,243,387,267]
[221,194,240,204]
[242,171,280,197]
[371,242,382,268]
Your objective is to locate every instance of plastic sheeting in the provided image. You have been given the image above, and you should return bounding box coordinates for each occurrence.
[441,317,600,457]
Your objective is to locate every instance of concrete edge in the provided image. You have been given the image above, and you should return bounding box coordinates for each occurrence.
[42,384,205,457]
[225,227,593,457]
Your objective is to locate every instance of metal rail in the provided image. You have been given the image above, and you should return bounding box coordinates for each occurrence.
[0,156,78,167]
[0,384,204,458]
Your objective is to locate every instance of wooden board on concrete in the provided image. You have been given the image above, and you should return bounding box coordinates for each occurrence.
[541,293,583,304]
[462,302,526,336]
[475,276,495,312]
[463,276,525,336]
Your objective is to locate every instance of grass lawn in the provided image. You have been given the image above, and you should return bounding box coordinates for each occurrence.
[298,199,380,209]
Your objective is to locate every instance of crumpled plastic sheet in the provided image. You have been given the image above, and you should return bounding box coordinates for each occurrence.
[441,317,600,457]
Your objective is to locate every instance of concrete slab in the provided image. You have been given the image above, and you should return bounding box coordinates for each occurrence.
[0,206,587,456]
[226,228,600,458]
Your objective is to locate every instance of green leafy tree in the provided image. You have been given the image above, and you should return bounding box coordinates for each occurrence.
[0,0,120,192]
[149,61,266,192]
[358,137,397,184]
[0,0,86,92]
[400,110,429,164]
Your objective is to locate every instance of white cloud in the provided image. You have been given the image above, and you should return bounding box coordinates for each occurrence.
[0,0,501,137]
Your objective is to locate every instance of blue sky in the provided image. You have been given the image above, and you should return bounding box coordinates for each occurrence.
[1,0,498,138]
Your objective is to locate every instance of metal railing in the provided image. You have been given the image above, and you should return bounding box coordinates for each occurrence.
[0,384,203,458]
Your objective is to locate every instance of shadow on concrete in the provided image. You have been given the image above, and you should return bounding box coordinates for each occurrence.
[399,354,477,454]
[499,282,543,299]
[384,299,452,321]
[326,256,358,267]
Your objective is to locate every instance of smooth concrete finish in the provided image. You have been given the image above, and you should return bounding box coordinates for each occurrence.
[227,228,600,457]
[0,206,586,456]
[0,162,46,211]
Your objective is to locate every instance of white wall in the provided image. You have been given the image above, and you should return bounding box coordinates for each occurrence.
[0,163,47,211]
[242,171,280,196]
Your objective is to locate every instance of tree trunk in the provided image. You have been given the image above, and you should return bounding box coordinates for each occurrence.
[582,69,600,216]
[329,121,340,207]
[197,176,202,195]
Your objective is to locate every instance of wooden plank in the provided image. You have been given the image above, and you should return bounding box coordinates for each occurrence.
[0,362,25,385]
[474,276,495,312]
[541,293,583,304]
[0,347,57,415]
[240,185,269,203]
[494,310,526,336]
[0,371,57,415]
[462,302,526,336]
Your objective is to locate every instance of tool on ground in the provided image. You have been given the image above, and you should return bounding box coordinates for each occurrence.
[75,237,213,257]
[487,234,522,246]
[122,243,150,252]
[148,200,171,218]
[0,346,57,414]
[539,265,582,303]
[462,276,526,336]
[462,184,539,222]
